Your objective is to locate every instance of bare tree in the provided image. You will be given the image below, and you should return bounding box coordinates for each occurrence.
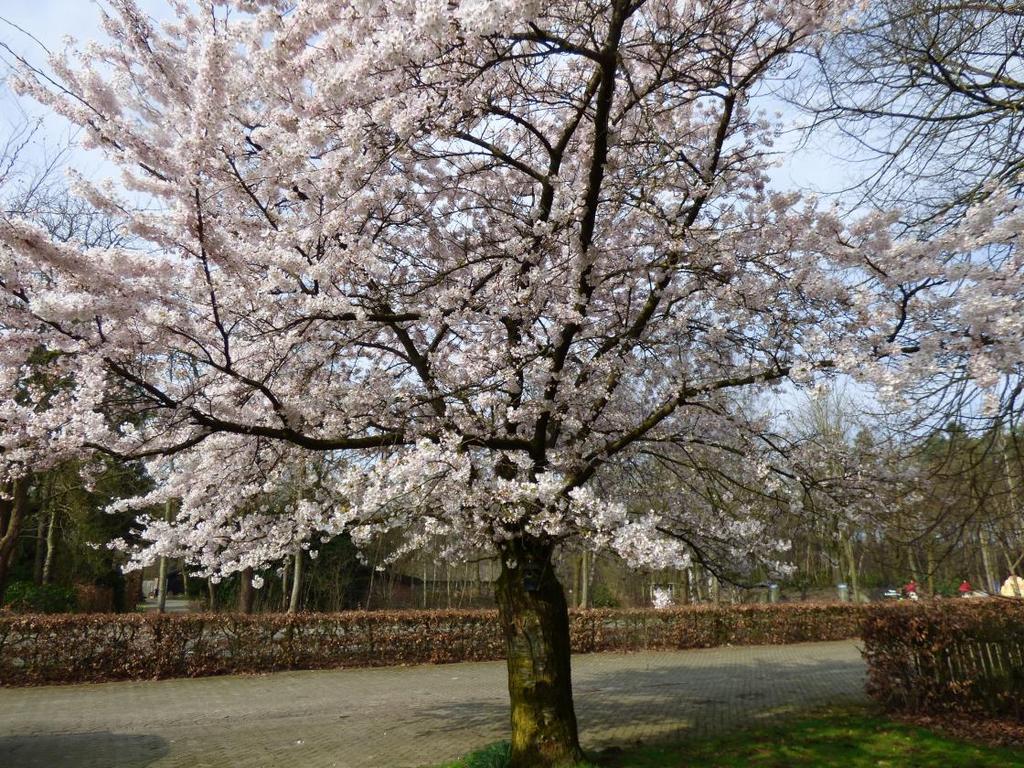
[806,0,1024,231]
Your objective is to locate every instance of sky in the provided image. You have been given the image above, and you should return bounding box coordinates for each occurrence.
[0,1,172,180]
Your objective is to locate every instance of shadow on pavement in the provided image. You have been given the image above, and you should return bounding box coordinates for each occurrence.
[573,650,866,745]
[0,731,170,768]
[409,649,866,745]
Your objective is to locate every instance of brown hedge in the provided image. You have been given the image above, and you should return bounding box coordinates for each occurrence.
[0,602,864,686]
[862,599,1024,721]
[73,585,115,613]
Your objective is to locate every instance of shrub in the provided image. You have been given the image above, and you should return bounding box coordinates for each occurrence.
[3,581,78,614]
[74,585,115,613]
[590,583,620,608]
[0,603,864,686]
[862,599,1024,721]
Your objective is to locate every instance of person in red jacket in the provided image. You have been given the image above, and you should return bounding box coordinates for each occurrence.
[903,580,919,600]
[958,579,973,597]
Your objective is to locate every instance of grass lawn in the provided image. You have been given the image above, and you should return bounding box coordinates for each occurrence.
[439,707,1024,768]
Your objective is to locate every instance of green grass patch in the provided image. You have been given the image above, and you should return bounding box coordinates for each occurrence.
[596,707,1024,767]
[436,707,1024,767]
[437,741,600,768]
[458,742,510,768]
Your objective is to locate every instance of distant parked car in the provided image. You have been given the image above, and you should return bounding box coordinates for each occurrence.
[882,588,901,600]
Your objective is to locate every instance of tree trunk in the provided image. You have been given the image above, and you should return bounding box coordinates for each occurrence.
[157,499,172,613]
[365,550,377,610]
[693,564,706,602]
[908,548,921,583]
[0,478,29,605]
[238,567,255,613]
[33,473,51,585]
[157,552,169,613]
[980,527,998,594]
[1003,434,1024,596]
[578,550,590,609]
[1002,546,1023,597]
[207,578,216,611]
[281,556,291,611]
[496,538,583,768]
[288,545,302,614]
[33,505,47,585]
[843,536,860,603]
[42,505,58,584]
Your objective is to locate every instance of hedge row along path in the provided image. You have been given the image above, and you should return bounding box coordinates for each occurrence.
[863,599,1024,719]
[0,604,865,685]
[0,640,865,768]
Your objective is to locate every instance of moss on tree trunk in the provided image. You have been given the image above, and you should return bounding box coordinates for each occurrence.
[496,537,584,768]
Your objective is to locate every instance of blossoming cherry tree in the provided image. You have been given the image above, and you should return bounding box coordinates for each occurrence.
[2,1,1022,765]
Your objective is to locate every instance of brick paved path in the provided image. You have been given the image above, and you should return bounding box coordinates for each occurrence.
[0,640,865,767]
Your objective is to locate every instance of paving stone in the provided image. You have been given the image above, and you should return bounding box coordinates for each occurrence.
[0,640,865,767]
